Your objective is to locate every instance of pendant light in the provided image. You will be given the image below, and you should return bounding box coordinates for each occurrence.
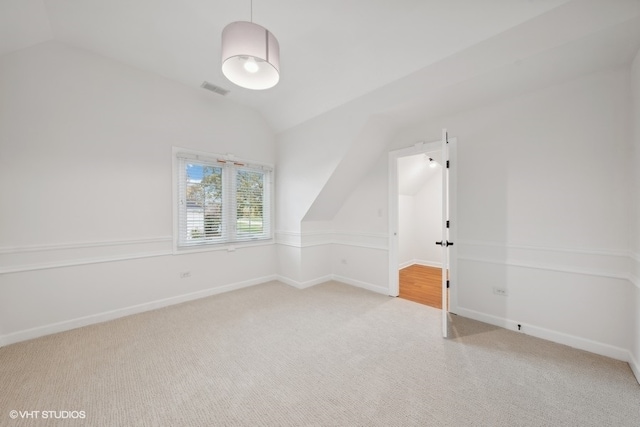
[221,1,280,90]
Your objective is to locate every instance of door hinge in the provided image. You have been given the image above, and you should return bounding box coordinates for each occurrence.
[446,280,450,289]
[446,220,450,228]
[446,160,450,169]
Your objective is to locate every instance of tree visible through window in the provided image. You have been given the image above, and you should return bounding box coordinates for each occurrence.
[186,165,222,240]
[236,169,264,235]
[176,153,272,249]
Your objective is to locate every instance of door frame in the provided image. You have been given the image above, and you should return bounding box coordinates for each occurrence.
[388,137,458,314]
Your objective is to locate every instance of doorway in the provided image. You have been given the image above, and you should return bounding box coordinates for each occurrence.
[388,135,458,332]
[396,151,443,309]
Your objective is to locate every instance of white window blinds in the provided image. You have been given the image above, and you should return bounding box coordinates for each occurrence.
[176,153,272,249]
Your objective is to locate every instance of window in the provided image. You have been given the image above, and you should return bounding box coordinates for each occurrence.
[175,151,272,250]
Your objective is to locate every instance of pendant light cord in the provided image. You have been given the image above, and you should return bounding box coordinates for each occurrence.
[250,0,253,23]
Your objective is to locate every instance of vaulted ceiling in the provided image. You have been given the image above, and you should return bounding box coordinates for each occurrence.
[2,1,640,133]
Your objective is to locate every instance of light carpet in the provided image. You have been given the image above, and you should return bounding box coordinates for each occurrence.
[1,280,639,426]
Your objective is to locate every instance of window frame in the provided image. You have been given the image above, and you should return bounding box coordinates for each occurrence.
[172,147,274,254]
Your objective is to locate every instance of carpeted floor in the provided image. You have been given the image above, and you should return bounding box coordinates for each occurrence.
[1,280,639,426]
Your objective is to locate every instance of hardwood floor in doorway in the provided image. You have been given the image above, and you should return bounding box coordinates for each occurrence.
[399,264,442,309]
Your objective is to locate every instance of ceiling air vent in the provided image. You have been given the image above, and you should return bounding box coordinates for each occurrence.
[201,81,229,96]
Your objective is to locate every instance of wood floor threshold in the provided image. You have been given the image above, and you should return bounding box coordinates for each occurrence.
[399,264,443,309]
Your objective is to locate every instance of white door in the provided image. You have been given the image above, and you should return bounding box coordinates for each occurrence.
[388,130,456,338]
[437,129,452,338]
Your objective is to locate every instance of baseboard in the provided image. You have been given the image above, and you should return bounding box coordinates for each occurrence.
[414,259,442,269]
[276,273,389,296]
[398,260,414,269]
[0,275,277,347]
[455,307,630,362]
[629,350,640,385]
[399,259,442,270]
[276,274,333,289]
[332,275,389,295]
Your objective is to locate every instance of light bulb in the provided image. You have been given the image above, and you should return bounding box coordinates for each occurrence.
[243,57,260,73]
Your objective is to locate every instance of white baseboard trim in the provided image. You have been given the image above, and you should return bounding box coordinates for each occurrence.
[0,275,277,348]
[276,273,389,296]
[398,260,413,269]
[455,307,630,362]
[332,275,389,295]
[414,259,442,268]
[629,351,640,385]
[276,274,333,289]
[399,259,442,270]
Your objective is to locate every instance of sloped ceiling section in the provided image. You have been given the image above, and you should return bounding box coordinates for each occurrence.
[0,0,52,55]
[2,1,640,231]
[297,0,640,226]
[2,0,573,133]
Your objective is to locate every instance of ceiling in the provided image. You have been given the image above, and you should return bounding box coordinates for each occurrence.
[398,151,441,197]
[2,0,640,133]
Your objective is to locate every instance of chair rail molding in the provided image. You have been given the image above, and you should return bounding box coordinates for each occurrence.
[630,251,640,289]
[457,240,632,283]
[275,230,388,250]
[0,237,173,274]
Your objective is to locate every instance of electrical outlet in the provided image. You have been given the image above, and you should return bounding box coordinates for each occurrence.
[493,287,508,296]
[180,271,191,279]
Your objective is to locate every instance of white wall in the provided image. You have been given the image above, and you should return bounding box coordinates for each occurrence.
[272,3,640,288]
[329,155,389,294]
[413,170,443,267]
[0,41,277,345]
[274,114,394,287]
[398,171,442,269]
[630,48,640,382]
[398,195,415,267]
[332,67,636,362]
